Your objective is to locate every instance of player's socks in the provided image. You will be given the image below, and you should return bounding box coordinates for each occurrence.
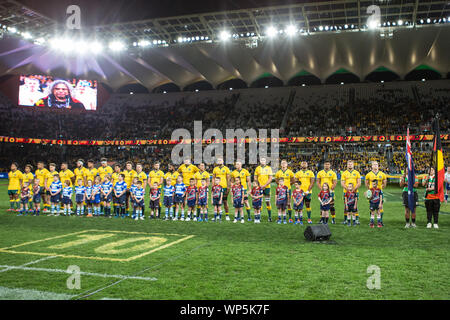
[355,213,359,221]
[219,211,222,220]
[343,213,347,222]
[325,217,329,224]
[197,208,201,217]
[169,207,173,218]
[306,209,311,220]
[9,200,14,210]
[267,206,272,219]
[288,209,292,220]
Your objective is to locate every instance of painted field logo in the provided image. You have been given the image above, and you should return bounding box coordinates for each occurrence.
[0,230,194,262]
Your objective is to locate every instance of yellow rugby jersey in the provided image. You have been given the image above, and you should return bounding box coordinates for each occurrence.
[8,170,23,190]
[178,164,199,185]
[254,165,273,189]
[46,170,59,188]
[194,171,210,188]
[136,171,148,185]
[148,170,164,186]
[122,169,137,189]
[213,166,231,188]
[231,169,251,190]
[294,170,315,193]
[317,170,337,189]
[111,171,122,186]
[22,172,34,184]
[365,171,387,190]
[98,166,113,181]
[275,169,295,189]
[74,167,88,185]
[59,169,75,187]
[84,168,98,184]
[35,168,49,187]
[164,171,180,186]
[341,170,361,192]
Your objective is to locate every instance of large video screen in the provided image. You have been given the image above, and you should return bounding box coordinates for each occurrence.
[19,75,98,110]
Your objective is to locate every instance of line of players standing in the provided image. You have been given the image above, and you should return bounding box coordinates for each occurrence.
[7,156,443,227]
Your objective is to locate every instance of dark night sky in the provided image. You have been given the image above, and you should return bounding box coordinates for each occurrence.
[16,0,322,25]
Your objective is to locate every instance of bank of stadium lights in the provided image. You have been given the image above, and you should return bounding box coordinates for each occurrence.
[219,30,231,41]
[109,40,126,52]
[265,26,277,38]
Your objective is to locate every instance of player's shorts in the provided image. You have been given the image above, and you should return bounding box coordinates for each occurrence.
[402,191,418,208]
[62,196,72,205]
[212,197,221,206]
[113,194,126,205]
[92,194,101,204]
[149,200,160,209]
[8,190,18,196]
[243,190,248,201]
[46,190,51,196]
[293,202,304,211]
[187,199,196,208]
[276,199,287,210]
[320,204,330,211]
[233,199,243,208]
[222,188,228,195]
[21,197,29,205]
[50,194,61,203]
[198,198,207,207]
[369,202,380,211]
[163,196,173,208]
[102,194,113,203]
[263,188,271,196]
[252,200,262,209]
[347,203,357,213]
[304,193,312,205]
[33,193,41,203]
[174,194,185,204]
[134,199,144,207]
[445,182,450,191]
[75,194,84,204]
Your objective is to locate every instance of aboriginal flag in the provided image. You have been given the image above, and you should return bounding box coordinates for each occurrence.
[431,118,445,202]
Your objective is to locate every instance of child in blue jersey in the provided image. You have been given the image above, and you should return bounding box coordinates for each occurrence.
[250,181,263,224]
[149,182,161,219]
[32,179,41,216]
[163,177,175,220]
[231,179,245,224]
[92,176,102,216]
[198,179,209,222]
[133,181,145,221]
[61,180,73,216]
[211,177,223,222]
[173,176,186,221]
[130,177,139,219]
[85,180,93,217]
[368,180,383,228]
[74,179,86,216]
[49,175,62,216]
[185,178,197,221]
[113,174,127,218]
[101,175,113,217]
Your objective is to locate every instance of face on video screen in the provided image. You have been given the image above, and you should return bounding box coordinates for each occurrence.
[19,75,98,110]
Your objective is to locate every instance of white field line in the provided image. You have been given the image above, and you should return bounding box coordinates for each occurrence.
[0,256,57,273]
[73,242,211,300]
[0,264,157,281]
[0,286,75,300]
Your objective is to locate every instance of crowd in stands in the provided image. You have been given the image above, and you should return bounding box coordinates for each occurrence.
[1,80,448,141]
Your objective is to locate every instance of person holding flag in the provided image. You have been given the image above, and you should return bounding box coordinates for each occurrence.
[422,117,445,229]
[400,128,419,228]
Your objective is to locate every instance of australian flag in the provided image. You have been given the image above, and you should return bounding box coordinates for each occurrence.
[405,127,415,211]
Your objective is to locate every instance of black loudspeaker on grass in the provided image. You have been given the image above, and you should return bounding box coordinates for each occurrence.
[304,224,332,241]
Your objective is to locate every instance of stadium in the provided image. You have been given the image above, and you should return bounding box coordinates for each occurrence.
[0,0,449,304]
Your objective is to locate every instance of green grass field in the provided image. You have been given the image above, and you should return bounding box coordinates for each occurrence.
[0,183,448,300]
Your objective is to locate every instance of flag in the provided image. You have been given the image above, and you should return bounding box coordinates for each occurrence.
[405,127,415,211]
[431,118,445,202]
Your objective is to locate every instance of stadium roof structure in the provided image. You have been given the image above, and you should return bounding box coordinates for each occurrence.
[0,0,449,91]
